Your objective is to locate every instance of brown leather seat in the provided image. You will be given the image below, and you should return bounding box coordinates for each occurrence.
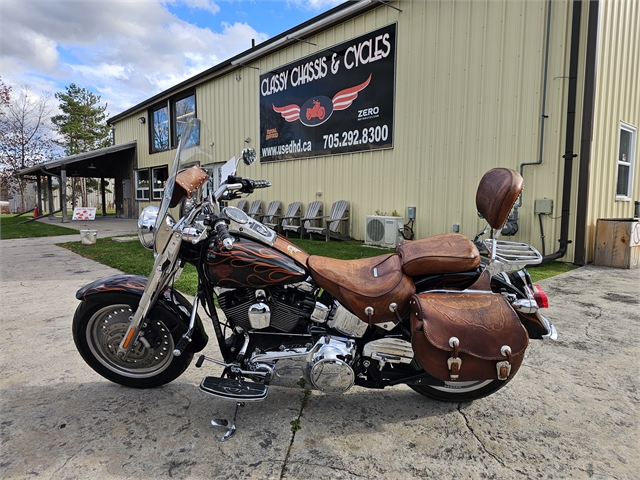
[308,254,415,324]
[396,234,480,276]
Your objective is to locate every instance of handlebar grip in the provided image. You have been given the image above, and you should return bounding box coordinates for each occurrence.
[214,219,234,250]
[173,336,191,357]
[251,180,272,189]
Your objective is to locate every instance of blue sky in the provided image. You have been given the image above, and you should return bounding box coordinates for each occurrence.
[1,0,341,116]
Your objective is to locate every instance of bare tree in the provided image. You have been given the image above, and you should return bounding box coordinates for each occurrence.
[0,83,56,211]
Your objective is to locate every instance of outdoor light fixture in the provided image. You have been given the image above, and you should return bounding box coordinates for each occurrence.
[138,117,146,124]
[88,163,97,170]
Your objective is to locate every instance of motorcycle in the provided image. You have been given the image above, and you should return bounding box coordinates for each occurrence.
[73,118,557,441]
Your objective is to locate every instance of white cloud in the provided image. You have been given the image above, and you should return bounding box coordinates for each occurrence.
[0,0,266,115]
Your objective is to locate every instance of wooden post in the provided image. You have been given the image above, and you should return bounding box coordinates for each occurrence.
[47,175,54,216]
[101,177,107,216]
[36,175,43,215]
[61,166,69,223]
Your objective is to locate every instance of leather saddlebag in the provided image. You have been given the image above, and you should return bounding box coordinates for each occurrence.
[410,292,529,381]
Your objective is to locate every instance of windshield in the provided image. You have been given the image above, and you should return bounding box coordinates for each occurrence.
[155,118,214,234]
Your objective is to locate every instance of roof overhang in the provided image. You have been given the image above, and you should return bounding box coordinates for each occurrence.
[18,141,137,178]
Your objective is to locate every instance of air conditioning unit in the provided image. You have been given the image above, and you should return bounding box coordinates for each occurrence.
[364,216,405,248]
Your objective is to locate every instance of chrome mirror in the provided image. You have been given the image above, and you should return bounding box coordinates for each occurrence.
[241,147,256,166]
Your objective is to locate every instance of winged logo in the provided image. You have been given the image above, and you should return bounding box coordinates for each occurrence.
[272,74,372,127]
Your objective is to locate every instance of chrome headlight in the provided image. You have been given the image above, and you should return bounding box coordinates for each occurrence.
[138,206,159,250]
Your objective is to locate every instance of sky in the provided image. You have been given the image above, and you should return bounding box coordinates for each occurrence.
[1,0,342,117]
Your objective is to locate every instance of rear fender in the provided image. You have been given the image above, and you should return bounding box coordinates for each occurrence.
[75,275,208,352]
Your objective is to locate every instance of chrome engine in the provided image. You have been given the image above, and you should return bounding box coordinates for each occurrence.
[216,282,317,333]
[249,336,356,394]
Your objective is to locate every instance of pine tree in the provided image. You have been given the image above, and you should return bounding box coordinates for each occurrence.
[51,84,112,207]
[51,84,111,156]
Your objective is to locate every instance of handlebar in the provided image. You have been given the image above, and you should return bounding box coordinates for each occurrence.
[214,218,234,250]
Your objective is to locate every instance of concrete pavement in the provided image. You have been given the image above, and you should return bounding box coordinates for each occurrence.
[0,226,638,479]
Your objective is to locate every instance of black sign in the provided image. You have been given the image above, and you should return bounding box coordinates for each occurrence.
[259,23,396,162]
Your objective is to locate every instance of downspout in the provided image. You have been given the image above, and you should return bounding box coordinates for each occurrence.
[543,0,583,262]
[573,0,599,265]
[518,0,553,205]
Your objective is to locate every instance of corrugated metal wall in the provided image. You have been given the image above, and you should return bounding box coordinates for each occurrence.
[587,0,640,260]
[201,0,561,248]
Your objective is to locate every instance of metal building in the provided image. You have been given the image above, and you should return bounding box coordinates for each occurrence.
[27,0,640,264]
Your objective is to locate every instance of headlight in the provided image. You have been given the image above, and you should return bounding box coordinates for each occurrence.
[138,206,159,250]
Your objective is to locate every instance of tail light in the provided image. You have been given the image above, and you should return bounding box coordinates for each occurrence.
[533,284,549,309]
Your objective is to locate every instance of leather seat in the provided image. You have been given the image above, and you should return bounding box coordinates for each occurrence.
[308,254,415,324]
[396,234,480,276]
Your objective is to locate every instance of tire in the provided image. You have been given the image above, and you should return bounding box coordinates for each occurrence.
[408,360,512,402]
[72,293,193,388]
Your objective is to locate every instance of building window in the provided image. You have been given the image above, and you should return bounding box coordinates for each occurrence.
[174,94,196,146]
[617,122,636,199]
[152,166,168,200]
[152,105,170,152]
[135,169,150,200]
[149,92,196,153]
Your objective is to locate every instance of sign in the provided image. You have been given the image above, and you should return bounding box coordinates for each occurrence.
[259,23,397,162]
[72,207,97,220]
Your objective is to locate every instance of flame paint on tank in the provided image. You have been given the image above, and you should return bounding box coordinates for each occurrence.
[205,237,307,288]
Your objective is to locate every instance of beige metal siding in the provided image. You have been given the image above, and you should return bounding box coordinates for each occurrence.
[587,0,640,260]
[208,0,558,246]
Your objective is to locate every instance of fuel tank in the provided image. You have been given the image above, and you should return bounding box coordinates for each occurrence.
[204,235,308,288]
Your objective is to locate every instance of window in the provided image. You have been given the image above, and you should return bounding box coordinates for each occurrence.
[149,92,196,153]
[152,105,169,152]
[152,166,168,200]
[174,94,196,146]
[135,169,150,200]
[617,123,636,199]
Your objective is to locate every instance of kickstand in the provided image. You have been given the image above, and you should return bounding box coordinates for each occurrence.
[210,402,244,442]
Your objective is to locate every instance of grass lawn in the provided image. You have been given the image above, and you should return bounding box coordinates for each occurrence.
[0,214,78,240]
[59,235,577,296]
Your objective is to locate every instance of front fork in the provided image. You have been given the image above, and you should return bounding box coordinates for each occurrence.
[117,230,183,358]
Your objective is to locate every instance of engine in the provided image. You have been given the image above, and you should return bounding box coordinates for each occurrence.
[216,282,317,333]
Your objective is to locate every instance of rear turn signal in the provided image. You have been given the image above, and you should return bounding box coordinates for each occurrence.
[533,284,549,309]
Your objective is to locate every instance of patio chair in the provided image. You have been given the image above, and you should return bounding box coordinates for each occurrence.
[261,200,282,232]
[279,201,303,237]
[283,201,322,238]
[306,200,350,241]
[236,200,248,212]
[247,199,263,219]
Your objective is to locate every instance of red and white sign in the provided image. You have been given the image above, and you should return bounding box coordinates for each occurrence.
[72,207,97,221]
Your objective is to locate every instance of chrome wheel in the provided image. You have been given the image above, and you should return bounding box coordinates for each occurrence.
[86,304,174,378]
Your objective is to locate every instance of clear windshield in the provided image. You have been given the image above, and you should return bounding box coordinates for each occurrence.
[155,118,214,234]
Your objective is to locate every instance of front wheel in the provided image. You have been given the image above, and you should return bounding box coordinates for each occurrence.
[72,293,193,388]
[408,360,512,402]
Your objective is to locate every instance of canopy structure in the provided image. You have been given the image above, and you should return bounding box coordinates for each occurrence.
[18,142,137,221]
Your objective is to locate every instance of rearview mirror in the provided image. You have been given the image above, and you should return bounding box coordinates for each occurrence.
[241,147,256,166]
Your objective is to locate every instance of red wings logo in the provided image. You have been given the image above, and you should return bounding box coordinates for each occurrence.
[272,74,372,127]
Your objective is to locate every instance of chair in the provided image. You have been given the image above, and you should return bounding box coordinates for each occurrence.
[283,201,322,238]
[306,200,350,241]
[236,200,248,212]
[261,200,282,232]
[247,200,263,219]
[279,202,303,237]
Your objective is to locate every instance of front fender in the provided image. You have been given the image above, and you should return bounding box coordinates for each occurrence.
[75,274,208,353]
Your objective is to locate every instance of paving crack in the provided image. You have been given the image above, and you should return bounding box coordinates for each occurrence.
[457,403,526,477]
[280,387,311,479]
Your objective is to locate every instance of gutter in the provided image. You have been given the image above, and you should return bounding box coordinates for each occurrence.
[573,0,600,265]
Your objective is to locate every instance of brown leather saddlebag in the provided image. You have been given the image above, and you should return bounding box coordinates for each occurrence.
[410,292,528,381]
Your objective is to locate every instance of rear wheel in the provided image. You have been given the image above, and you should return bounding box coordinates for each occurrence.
[408,361,511,402]
[72,293,193,388]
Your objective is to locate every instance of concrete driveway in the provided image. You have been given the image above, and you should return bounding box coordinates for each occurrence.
[0,227,638,479]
